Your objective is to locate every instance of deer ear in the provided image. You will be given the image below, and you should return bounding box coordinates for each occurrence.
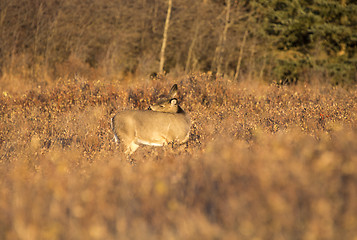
[169,84,178,98]
[170,98,177,106]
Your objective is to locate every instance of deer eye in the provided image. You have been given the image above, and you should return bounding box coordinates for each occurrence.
[170,98,177,105]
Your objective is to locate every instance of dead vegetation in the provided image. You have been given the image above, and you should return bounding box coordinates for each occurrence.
[1,74,357,239]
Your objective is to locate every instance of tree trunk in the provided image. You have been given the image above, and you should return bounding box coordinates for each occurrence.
[234,29,248,82]
[259,52,267,80]
[216,0,231,75]
[247,36,256,81]
[159,0,172,74]
[185,22,200,74]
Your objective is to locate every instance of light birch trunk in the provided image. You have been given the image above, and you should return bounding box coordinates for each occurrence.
[159,0,172,74]
[234,29,248,82]
[185,22,200,74]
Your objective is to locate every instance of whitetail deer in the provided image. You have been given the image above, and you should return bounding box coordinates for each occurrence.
[111,84,190,154]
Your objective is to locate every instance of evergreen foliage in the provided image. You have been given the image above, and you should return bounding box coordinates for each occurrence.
[254,0,357,84]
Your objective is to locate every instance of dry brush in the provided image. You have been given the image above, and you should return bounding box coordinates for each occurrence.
[1,74,357,239]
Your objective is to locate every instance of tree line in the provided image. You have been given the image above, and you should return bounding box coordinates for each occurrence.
[0,0,356,85]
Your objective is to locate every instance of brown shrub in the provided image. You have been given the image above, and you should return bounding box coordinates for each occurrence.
[0,74,357,239]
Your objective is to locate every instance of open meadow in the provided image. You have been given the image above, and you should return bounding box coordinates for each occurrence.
[1,74,357,239]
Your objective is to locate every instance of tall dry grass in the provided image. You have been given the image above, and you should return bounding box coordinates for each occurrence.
[1,74,357,239]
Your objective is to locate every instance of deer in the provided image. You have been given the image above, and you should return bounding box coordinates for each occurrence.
[110,84,191,155]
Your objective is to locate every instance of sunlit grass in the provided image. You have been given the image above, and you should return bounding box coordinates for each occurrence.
[1,74,357,239]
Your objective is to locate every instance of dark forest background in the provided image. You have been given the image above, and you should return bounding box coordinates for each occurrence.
[1,0,356,86]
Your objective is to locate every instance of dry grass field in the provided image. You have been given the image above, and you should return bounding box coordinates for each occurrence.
[1,74,357,240]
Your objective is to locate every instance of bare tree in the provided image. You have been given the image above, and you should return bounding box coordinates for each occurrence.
[185,21,200,74]
[234,29,248,82]
[159,0,172,74]
[214,0,231,75]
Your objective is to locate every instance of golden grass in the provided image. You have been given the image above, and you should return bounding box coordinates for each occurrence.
[1,74,357,239]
